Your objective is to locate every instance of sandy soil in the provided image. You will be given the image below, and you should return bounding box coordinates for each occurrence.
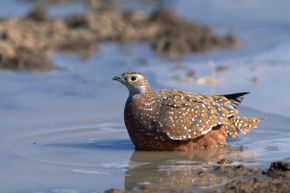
[0,1,237,71]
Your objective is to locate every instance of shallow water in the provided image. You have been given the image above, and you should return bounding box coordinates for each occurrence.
[1,1,290,193]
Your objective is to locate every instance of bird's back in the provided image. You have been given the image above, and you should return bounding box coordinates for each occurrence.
[154,90,237,139]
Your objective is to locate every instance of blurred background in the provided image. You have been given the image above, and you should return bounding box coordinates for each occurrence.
[0,0,290,193]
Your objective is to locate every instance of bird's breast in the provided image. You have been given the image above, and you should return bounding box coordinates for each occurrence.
[124,98,157,128]
[124,97,162,147]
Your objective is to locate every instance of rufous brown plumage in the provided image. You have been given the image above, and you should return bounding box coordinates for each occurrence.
[113,71,261,151]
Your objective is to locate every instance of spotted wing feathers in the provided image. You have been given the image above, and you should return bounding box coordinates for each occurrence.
[156,90,237,140]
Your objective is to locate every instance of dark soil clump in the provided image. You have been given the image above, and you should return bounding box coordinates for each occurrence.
[150,9,237,58]
[25,8,48,22]
[266,161,290,177]
[221,162,290,193]
[0,44,54,71]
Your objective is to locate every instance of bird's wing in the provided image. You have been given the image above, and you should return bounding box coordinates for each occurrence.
[156,90,238,140]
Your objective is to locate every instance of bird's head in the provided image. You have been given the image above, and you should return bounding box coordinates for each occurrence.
[113,71,152,97]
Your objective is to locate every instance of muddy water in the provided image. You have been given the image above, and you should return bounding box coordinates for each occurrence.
[1,1,290,193]
[0,42,289,193]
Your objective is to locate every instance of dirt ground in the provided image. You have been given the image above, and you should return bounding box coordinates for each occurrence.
[104,161,290,193]
[0,0,237,71]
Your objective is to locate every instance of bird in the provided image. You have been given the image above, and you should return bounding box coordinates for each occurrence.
[113,71,261,151]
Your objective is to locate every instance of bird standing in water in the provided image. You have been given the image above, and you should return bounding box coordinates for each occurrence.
[113,71,261,151]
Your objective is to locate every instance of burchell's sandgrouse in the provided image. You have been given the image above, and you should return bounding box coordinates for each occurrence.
[113,71,261,151]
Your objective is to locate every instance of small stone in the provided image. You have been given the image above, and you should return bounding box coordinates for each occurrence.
[217,158,233,165]
[104,188,124,193]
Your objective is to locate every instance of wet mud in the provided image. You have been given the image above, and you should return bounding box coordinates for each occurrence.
[105,161,290,193]
[0,45,55,71]
[0,1,237,71]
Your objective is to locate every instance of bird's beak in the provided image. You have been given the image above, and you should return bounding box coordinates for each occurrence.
[112,75,125,83]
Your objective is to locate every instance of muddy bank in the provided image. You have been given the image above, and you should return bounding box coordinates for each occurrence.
[104,161,290,193]
[0,44,55,71]
[0,5,237,71]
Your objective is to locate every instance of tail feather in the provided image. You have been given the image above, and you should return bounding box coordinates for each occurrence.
[222,92,250,109]
[233,116,261,134]
[222,116,261,138]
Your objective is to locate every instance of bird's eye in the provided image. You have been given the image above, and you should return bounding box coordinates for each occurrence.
[130,76,138,82]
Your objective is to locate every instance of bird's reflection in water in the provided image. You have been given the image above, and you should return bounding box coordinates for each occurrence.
[124,147,256,191]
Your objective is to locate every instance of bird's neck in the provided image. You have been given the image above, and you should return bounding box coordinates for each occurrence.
[128,89,154,106]
[128,84,152,100]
